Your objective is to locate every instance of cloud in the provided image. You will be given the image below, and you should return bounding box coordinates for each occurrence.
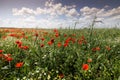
[102,6,120,17]
[80,6,99,16]
[12,0,79,18]
[67,8,79,17]
[3,0,119,28]
[12,7,36,16]
[79,6,120,28]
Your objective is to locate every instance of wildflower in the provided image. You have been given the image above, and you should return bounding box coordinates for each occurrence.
[0,50,3,53]
[15,40,22,47]
[59,73,64,79]
[65,37,71,43]
[20,46,29,50]
[72,34,76,36]
[40,44,44,47]
[71,38,76,43]
[21,32,25,36]
[96,47,100,51]
[64,34,67,37]
[78,40,82,45]
[6,57,13,62]
[34,33,38,37]
[50,38,54,43]
[87,58,92,63]
[106,46,111,51]
[15,62,24,68]
[92,48,96,52]
[57,42,62,47]
[82,64,89,71]
[2,36,7,39]
[41,38,45,41]
[92,46,100,51]
[0,54,4,58]
[48,41,53,46]
[54,29,58,33]
[64,43,68,47]
[55,33,59,37]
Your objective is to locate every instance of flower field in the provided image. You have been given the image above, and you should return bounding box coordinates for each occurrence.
[0,28,120,80]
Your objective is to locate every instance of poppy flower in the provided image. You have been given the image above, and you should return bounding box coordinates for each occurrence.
[82,64,89,71]
[40,44,44,47]
[106,46,111,51]
[0,50,3,53]
[21,32,25,36]
[96,47,100,51]
[34,33,38,37]
[20,46,29,50]
[6,57,13,62]
[64,43,68,47]
[87,58,92,63]
[57,42,62,47]
[41,38,45,41]
[15,62,24,68]
[59,73,64,79]
[64,34,67,37]
[15,40,22,47]
[92,48,96,52]
[50,38,54,43]
[48,41,53,46]
[55,33,59,37]
[0,54,4,58]
[92,47,100,52]
[2,36,7,39]
[54,29,58,33]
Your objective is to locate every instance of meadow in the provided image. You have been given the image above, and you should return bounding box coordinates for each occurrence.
[0,27,120,80]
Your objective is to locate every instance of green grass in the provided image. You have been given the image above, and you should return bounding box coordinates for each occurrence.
[0,28,120,80]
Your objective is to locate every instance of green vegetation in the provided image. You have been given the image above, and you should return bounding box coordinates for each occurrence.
[0,27,120,80]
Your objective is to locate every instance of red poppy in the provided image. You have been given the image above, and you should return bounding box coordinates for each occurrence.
[57,42,62,47]
[15,62,24,68]
[21,32,25,36]
[59,73,64,79]
[41,38,45,41]
[20,46,29,50]
[48,41,53,46]
[106,46,111,51]
[6,57,13,62]
[0,54,4,58]
[71,38,76,43]
[87,58,92,63]
[40,44,44,47]
[82,64,89,71]
[55,33,59,37]
[64,34,67,37]
[34,33,38,37]
[78,40,82,45]
[96,47,100,51]
[50,38,54,43]
[54,29,58,33]
[64,43,68,47]
[92,48,96,52]
[0,50,3,53]
[15,40,22,47]
[2,36,7,39]
[92,46,100,51]
[72,34,76,36]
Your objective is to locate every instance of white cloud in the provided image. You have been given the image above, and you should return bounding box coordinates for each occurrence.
[12,0,79,18]
[1,0,120,28]
[67,8,79,17]
[80,6,99,16]
[12,7,36,16]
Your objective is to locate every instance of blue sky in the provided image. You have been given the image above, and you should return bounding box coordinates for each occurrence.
[0,0,120,28]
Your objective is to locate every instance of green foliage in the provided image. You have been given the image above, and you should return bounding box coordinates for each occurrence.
[0,28,120,80]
